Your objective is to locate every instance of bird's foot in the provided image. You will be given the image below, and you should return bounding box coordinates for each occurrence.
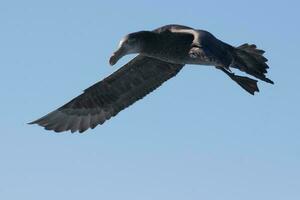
[216,66,232,72]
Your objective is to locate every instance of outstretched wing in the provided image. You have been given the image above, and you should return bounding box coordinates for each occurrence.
[29,55,184,133]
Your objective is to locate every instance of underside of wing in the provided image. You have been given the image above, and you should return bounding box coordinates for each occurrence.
[29,55,184,133]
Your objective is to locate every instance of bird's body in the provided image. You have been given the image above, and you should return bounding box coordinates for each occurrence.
[138,30,224,66]
[118,25,232,66]
[29,24,273,133]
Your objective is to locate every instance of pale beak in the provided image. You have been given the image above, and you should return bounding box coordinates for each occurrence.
[109,47,126,66]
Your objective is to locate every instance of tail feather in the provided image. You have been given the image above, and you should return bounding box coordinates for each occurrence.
[238,44,265,55]
[234,43,273,84]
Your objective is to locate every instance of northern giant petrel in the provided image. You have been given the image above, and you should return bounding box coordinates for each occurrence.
[29,24,273,133]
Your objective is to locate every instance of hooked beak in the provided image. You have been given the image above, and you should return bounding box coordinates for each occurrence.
[109,47,126,66]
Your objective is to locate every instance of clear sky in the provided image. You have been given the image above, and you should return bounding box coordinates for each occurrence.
[1,0,299,199]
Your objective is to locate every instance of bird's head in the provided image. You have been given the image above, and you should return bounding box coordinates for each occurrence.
[109,31,154,65]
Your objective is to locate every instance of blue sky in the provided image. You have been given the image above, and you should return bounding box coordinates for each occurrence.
[1,0,299,199]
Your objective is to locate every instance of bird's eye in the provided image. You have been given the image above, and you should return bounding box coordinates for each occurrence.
[127,38,136,44]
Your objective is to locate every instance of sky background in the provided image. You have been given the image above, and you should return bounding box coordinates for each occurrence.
[1,0,300,199]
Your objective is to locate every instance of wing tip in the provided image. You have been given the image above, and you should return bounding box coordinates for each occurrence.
[28,110,109,134]
[27,121,35,125]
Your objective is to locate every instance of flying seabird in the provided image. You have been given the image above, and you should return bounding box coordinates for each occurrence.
[29,24,273,133]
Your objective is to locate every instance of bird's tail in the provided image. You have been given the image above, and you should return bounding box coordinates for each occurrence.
[233,43,274,84]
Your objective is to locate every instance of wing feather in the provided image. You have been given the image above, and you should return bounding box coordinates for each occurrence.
[29,55,184,133]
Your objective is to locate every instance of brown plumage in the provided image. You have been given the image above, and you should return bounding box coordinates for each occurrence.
[29,24,273,133]
[29,56,183,133]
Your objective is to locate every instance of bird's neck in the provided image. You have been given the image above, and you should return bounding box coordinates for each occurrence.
[138,32,169,56]
[136,30,194,64]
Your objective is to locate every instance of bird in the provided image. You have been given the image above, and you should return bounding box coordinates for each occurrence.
[29,24,273,133]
